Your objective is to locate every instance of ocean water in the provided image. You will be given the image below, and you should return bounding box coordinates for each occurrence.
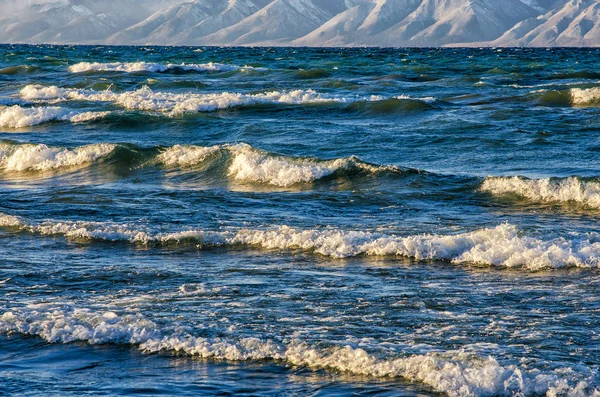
[0,45,600,396]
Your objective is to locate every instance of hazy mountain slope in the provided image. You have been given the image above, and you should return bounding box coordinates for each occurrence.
[293,0,422,46]
[360,0,539,46]
[1,0,599,47]
[0,0,175,44]
[171,0,266,45]
[200,0,337,45]
[492,0,600,46]
[108,1,222,45]
[292,3,377,46]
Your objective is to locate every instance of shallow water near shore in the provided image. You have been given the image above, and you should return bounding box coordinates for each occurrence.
[1,45,600,396]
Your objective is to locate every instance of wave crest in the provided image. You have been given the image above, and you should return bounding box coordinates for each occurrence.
[157,144,222,167]
[0,141,400,184]
[0,142,116,172]
[571,87,600,106]
[0,105,109,128]
[68,62,264,74]
[481,176,600,208]
[0,307,596,397]
[3,214,600,270]
[159,143,400,187]
[19,85,425,116]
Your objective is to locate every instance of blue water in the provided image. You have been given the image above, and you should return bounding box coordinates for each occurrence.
[1,45,600,396]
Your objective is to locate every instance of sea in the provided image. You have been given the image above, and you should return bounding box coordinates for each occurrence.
[0,45,599,396]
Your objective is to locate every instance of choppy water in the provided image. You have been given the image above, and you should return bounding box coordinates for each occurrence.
[1,45,600,396]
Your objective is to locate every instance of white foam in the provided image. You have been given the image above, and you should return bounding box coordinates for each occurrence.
[0,143,116,172]
[3,214,600,270]
[19,85,393,116]
[0,105,67,128]
[0,213,22,227]
[0,307,596,397]
[69,111,111,123]
[0,105,110,128]
[482,176,600,208]
[227,143,348,187]
[68,62,264,73]
[570,87,600,105]
[157,143,397,186]
[157,144,222,167]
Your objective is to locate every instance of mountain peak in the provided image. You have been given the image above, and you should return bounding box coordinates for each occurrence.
[0,0,597,47]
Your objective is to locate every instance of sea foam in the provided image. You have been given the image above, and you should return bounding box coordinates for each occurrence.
[0,306,596,397]
[2,214,600,270]
[570,87,600,105]
[0,105,109,128]
[19,85,416,116]
[68,62,264,73]
[158,143,399,187]
[481,176,600,208]
[157,144,222,167]
[0,143,116,172]
[0,141,398,184]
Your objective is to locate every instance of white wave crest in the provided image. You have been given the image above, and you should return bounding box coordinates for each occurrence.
[571,87,600,105]
[481,176,600,208]
[157,144,222,167]
[0,307,596,397]
[68,62,264,73]
[19,85,395,116]
[69,111,111,123]
[157,143,396,187]
[0,143,116,172]
[0,105,110,128]
[3,214,600,270]
[0,213,21,227]
[227,143,351,187]
[0,105,66,128]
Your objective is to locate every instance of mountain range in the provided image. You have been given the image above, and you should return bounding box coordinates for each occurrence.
[1,0,599,47]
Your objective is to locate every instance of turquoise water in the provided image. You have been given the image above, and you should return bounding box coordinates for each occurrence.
[1,45,600,396]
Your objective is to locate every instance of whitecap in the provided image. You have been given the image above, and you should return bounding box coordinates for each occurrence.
[68,61,265,74]
[19,85,401,116]
[570,87,600,105]
[0,306,596,397]
[0,105,110,128]
[157,144,222,167]
[0,143,116,172]
[3,214,600,270]
[157,142,398,187]
[481,176,600,208]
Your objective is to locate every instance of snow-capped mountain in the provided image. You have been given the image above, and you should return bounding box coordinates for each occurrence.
[492,0,600,46]
[0,0,599,47]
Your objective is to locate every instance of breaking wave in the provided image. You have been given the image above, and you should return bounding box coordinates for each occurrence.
[570,87,600,106]
[0,105,109,128]
[20,85,432,116]
[68,61,265,74]
[534,87,600,107]
[0,141,402,185]
[481,176,600,208]
[2,214,600,270]
[0,142,116,172]
[221,143,400,187]
[0,65,39,75]
[0,306,596,397]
